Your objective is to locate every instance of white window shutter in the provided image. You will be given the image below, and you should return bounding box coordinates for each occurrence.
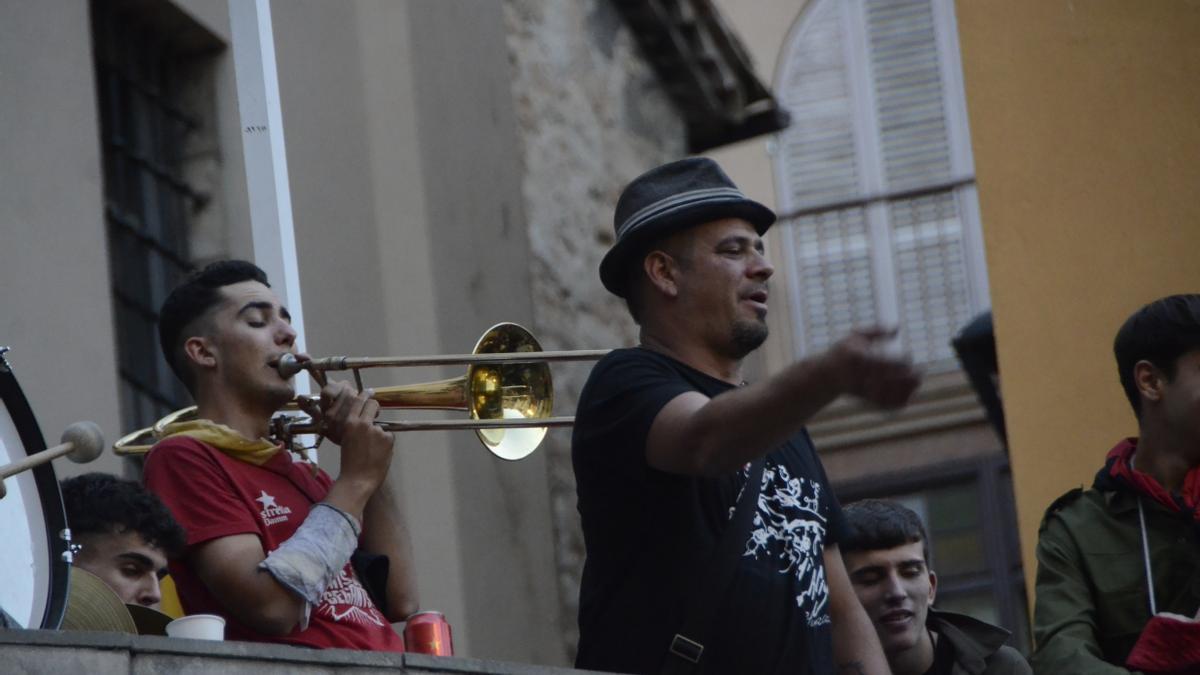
[776,0,880,356]
[791,209,880,355]
[865,0,954,190]
[776,0,986,369]
[776,0,860,207]
[889,192,973,365]
[863,0,973,367]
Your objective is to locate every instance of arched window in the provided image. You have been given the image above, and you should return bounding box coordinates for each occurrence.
[773,0,988,370]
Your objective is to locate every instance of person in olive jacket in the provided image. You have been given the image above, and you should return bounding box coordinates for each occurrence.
[1033,295,1200,674]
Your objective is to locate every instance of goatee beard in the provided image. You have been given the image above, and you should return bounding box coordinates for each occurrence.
[729,319,769,358]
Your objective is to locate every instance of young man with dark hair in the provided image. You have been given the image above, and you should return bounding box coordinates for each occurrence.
[841,499,1029,675]
[142,259,417,651]
[1033,294,1200,673]
[60,472,186,607]
[572,158,922,674]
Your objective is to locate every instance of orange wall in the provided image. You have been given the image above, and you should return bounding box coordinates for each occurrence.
[954,0,1200,601]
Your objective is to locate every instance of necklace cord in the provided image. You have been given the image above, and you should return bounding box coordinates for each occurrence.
[1136,496,1158,616]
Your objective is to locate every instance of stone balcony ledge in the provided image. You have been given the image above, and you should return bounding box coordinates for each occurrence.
[0,629,603,674]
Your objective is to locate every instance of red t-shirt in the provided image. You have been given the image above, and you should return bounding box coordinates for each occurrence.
[143,436,404,652]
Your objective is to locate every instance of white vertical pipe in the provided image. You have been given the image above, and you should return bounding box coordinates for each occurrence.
[228,0,317,460]
[227,0,311,400]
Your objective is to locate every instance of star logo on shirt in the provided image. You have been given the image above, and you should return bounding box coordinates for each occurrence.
[255,490,279,510]
[255,489,293,526]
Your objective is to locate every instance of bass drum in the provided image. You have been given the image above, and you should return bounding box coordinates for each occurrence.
[0,349,70,629]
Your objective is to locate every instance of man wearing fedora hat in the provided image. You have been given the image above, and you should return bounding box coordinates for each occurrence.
[572,157,921,674]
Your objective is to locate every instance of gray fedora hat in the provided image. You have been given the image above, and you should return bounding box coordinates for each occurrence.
[599,157,776,297]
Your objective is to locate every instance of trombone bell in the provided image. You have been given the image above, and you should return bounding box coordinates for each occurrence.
[465,324,553,460]
[271,323,557,460]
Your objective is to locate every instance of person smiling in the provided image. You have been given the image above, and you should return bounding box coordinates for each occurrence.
[842,500,1029,675]
[142,260,417,651]
[572,158,921,674]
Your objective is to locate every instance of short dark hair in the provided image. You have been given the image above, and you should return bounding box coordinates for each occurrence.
[621,235,693,325]
[158,260,269,393]
[60,473,186,557]
[841,499,929,564]
[1114,294,1200,417]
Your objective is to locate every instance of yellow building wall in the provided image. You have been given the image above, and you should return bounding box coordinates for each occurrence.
[954,0,1200,600]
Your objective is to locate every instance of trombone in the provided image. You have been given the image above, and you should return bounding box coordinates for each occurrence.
[113,323,608,461]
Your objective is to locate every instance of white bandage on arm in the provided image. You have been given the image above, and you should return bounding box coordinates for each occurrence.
[258,502,361,630]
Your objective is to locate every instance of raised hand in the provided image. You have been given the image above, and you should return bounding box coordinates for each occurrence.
[826,327,921,410]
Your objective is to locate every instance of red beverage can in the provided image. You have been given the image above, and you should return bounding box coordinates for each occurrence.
[404,611,454,656]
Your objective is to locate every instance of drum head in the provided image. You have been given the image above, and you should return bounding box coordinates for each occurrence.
[0,355,69,629]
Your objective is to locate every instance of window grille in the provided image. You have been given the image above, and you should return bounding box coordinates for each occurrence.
[92,0,202,431]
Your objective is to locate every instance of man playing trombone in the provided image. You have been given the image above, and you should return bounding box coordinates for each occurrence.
[142,260,417,650]
[572,158,921,674]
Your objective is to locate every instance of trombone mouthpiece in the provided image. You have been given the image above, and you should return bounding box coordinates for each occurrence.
[276,354,305,379]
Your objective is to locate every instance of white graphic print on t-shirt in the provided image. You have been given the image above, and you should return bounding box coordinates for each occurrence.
[316,568,387,627]
[734,462,831,627]
[255,490,293,526]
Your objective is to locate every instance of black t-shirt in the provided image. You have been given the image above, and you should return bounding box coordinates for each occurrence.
[572,348,847,675]
[924,629,957,675]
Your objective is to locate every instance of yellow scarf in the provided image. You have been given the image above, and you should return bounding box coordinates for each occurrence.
[159,419,281,466]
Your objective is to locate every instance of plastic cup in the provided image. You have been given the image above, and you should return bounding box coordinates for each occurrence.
[165,614,226,641]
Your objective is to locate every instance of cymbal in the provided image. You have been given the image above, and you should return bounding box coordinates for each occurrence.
[126,603,173,636]
[62,567,136,634]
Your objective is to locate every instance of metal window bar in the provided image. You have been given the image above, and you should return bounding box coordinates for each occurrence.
[778,175,976,222]
[92,0,199,431]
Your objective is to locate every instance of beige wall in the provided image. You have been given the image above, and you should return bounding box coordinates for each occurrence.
[954,0,1200,594]
[268,0,564,663]
[0,2,124,476]
[402,2,564,664]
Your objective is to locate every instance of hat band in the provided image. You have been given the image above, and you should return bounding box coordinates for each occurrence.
[616,187,749,239]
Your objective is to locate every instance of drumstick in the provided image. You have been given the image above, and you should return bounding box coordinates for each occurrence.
[0,421,104,499]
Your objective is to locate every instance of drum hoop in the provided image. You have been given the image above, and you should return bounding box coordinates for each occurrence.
[0,359,70,630]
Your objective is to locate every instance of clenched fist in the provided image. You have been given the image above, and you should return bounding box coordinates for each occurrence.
[825,327,921,410]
